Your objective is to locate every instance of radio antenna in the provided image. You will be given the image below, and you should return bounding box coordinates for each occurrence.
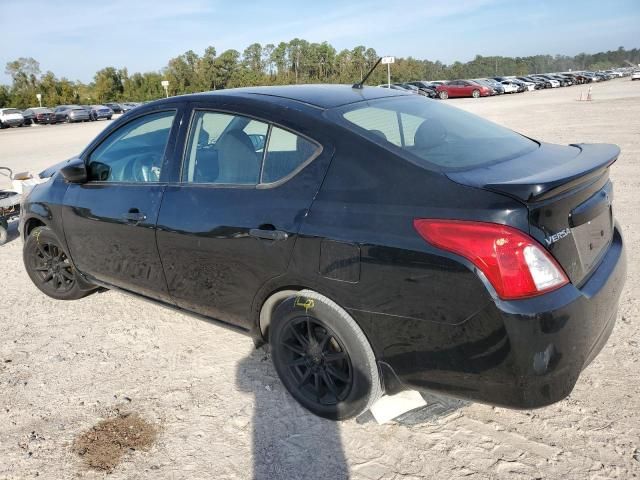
[352,57,382,89]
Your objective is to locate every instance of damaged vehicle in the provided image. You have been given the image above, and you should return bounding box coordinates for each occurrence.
[20,85,626,420]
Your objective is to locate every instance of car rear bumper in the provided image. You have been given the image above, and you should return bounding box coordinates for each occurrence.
[378,224,626,408]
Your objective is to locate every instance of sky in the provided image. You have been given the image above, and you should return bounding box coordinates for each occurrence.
[0,0,638,84]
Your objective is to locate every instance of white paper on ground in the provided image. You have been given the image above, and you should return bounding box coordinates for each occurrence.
[369,390,427,424]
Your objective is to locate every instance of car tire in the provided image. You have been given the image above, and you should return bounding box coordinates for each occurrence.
[472,89,480,98]
[0,219,8,245]
[23,226,92,301]
[270,290,382,420]
[439,91,448,100]
[65,116,71,123]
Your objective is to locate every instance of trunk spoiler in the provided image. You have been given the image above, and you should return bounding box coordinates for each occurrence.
[447,143,620,203]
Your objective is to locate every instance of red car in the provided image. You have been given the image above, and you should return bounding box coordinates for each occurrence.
[437,80,491,99]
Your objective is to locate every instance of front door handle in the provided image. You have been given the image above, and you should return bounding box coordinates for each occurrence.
[123,209,147,224]
[249,228,288,241]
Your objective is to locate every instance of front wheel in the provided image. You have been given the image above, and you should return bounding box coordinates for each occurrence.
[23,226,92,300]
[472,89,480,98]
[270,290,382,420]
[438,91,448,100]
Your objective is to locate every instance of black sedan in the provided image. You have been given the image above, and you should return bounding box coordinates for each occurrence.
[23,107,56,124]
[21,85,626,420]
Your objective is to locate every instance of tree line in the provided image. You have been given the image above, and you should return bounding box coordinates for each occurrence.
[2,41,638,108]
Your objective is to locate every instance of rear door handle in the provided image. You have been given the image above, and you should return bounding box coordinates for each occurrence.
[123,209,147,224]
[249,228,288,241]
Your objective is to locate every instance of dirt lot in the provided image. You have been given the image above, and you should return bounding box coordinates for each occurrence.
[1,79,639,479]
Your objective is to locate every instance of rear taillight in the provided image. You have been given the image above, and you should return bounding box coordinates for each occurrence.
[413,219,569,300]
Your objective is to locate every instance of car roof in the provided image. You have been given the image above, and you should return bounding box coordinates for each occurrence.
[190,84,409,109]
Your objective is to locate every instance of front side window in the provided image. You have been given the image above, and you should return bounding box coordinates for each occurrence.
[183,111,319,185]
[337,96,538,170]
[87,110,175,182]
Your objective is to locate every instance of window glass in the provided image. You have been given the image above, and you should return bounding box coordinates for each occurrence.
[183,111,268,184]
[87,110,175,182]
[338,96,538,170]
[343,107,402,146]
[262,127,319,183]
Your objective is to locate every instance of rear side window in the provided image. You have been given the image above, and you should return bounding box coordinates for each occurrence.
[262,127,319,183]
[338,97,537,170]
[183,110,320,185]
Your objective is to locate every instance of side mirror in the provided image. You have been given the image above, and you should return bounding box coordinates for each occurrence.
[60,163,88,184]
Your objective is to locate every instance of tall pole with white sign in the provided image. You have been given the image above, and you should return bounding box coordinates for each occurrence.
[36,93,42,108]
[381,56,395,88]
[161,80,169,98]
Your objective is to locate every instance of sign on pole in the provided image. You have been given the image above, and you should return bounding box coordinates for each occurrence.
[161,80,170,98]
[36,93,42,107]
[381,56,395,87]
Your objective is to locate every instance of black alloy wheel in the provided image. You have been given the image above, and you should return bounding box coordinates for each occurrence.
[23,226,92,300]
[27,238,75,293]
[270,290,382,420]
[279,316,353,406]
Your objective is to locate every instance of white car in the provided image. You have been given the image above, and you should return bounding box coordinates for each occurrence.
[632,71,640,81]
[500,81,520,93]
[0,108,25,128]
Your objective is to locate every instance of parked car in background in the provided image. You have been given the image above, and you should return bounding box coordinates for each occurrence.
[23,107,56,125]
[393,83,421,95]
[533,76,560,88]
[90,105,114,121]
[20,110,34,126]
[53,105,91,123]
[104,102,124,114]
[436,80,491,99]
[405,81,439,98]
[377,84,411,92]
[500,80,520,94]
[0,108,25,128]
[119,102,140,113]
[21,85,626,421]
[472,79,503,95]
[632,71,640,81]
[510,79,535,91]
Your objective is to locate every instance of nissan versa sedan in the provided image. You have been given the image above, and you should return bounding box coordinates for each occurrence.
[21,85,626,420]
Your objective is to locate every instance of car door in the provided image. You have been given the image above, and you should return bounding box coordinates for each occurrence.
[62,105,184,302]
[156,105,332,328]
[459,81,474,96]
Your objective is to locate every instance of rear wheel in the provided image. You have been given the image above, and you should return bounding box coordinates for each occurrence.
[0,218,8,245]
[472,89,480,98]
[438,91,448,100]
[270,290,381,420]
[23,226,92,300]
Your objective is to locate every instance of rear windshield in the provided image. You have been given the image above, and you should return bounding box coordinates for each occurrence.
[334,96,538,170]
[3,109,20,115]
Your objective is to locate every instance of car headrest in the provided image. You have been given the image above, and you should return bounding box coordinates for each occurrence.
[215,129,260,184]
[369,129,388,141]
[414,120,447,150]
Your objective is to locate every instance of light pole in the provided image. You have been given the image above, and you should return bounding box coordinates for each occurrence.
[161,80,169,98]
[36,93,42,108]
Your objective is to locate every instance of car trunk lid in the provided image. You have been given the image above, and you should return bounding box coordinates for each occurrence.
[447,143,619,285]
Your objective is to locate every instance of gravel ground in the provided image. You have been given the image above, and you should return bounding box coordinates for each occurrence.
[1,79,639,479]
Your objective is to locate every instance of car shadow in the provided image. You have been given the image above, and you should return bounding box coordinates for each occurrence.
[236,346,350,480]
[1,218,20,246]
